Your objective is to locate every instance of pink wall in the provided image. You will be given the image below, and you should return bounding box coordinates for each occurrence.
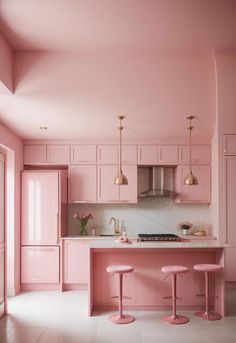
[0,34,13,93]
[0,123,23,295]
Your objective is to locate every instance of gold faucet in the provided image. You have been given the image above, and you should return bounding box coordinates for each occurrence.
[109,217,120,235]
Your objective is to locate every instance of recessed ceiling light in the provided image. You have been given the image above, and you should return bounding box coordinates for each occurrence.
[40,126,48,130]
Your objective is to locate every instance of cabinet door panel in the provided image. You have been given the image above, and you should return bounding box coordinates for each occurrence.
[119,165,137,203]
[138,145,158,165]
[223,135,236,155]
[24,145,47,164]
[21,246,59,284]
[69,165,96,203]
[63,240,88,284]
[122,145,137,164]
[21,171,59,245]
[97,145,119,164]
[158,146,178,165]
[47,145,70,164]
[97,165,119,202]
[176,165,211,203]
[179,146,211,164]
[0,247,4,305]
[71,145,96,164]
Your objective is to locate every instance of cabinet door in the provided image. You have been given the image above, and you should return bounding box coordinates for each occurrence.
[71,145,97,164]
[175,165,211,203]
[69,165,96,203]
[97,145,119,164]
[21,171,59,245]
[119,165,137,203]
[158,146,178,165]
[0,247,4,309]
[24,145,47,164]
[123,145,137,164]
[47,145,70,164]
[225,157,236,280]
[179,146,211,164]
[97,165,119,202]
[21,246,59,283]
[138,145,158,165]
[223,135,236,155]
[63,240,88,284]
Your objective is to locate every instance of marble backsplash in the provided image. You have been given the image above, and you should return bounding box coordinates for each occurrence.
[68,198,209,237]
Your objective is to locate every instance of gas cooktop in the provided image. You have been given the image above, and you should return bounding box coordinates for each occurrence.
[137,234,180,242]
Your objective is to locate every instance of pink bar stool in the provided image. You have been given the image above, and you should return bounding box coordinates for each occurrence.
[161,265,189,324]
[194,264,223,321]
[106,265,135,324]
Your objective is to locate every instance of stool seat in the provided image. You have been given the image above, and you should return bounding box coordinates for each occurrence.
[161,265,189,274]
[193,263,223,321]
[106,264,135,324]
[194,264,223,272]
[107,265,134,274]
[161,265,189,325]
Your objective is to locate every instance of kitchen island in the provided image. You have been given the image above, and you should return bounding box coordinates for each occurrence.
[88,240,226,317]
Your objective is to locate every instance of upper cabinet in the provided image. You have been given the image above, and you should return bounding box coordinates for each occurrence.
[68,165,96,203]
[179,145,211,164]
[223,135,236,155]
[138,145,158,165]
[71,145,96,164]
[122,145,137,164]
[97,145,119,164]
[175,165,211,203]
[157,146,178,165]
[24,144,70,165]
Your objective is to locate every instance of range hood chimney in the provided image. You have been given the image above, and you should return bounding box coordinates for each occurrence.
[138,166,178,198]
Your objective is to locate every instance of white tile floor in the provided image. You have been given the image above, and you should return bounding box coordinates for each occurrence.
[0,289,235,343]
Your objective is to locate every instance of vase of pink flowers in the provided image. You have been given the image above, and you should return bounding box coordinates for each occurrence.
[73,212,93,236]
[177,221,192,236]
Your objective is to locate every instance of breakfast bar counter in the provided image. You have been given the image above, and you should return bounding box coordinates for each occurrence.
[88,240,226,317]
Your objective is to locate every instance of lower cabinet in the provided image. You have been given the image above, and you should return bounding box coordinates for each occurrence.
[21,246,60,284]
[63,240,89,284]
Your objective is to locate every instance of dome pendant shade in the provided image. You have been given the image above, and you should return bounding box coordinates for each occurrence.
[114,171,128,185]
[114,115,128,185]
[184,171,199,185]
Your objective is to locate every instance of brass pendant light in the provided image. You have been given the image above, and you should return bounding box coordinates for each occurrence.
[114,115,128,185]
[184,116,199,186]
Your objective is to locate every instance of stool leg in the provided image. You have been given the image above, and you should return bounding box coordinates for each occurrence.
[108,273,135,324]
[163,274,189,325]
[195,271,222,321]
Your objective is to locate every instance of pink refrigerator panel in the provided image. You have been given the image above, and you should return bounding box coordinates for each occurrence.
[21,171,59,245]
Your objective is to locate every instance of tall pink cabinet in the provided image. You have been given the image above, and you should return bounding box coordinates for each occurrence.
[21,170,67,287]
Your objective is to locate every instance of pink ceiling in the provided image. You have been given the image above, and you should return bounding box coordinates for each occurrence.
[0,0,234,140]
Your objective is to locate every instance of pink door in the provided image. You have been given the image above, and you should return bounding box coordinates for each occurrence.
[71,145,97,164]
[97,145,119,164]
[97,165,119,202]
[63,240,89,284]
[138,145,158,165]
[223,135,236,155]
[158,146,178,165]
[69,165,96,203]
[119,165,137,203]
[47,145,70,164]
[0,153,5,317]
[21,246,59,283]
[179,146,211,164]
[24,145,47,164]
[21,171,59,245]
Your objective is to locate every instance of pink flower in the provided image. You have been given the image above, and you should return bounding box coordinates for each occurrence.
[73,212,93,221]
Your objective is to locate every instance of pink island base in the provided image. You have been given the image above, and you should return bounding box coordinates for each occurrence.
[88,247,224,317]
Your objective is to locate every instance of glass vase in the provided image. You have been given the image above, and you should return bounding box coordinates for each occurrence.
[80,219,88,236]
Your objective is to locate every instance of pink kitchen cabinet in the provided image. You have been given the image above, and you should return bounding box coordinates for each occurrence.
[21,246,59,284]
[47,145,70,164]
[21,170,68,245]
[0,246,4,306]
[179,145,211,165]
[223,135,236,155]
[122,145,137,164]
[63,240,89,284]
[138,145,158,165]
[24,145,47,164]
[175,165,211,203]
[224,157,236,281]
[97,165,137,203]
[71,145,97,164]
[157,146,178,165]
[68,165,96,203]
[97,145,119,164]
